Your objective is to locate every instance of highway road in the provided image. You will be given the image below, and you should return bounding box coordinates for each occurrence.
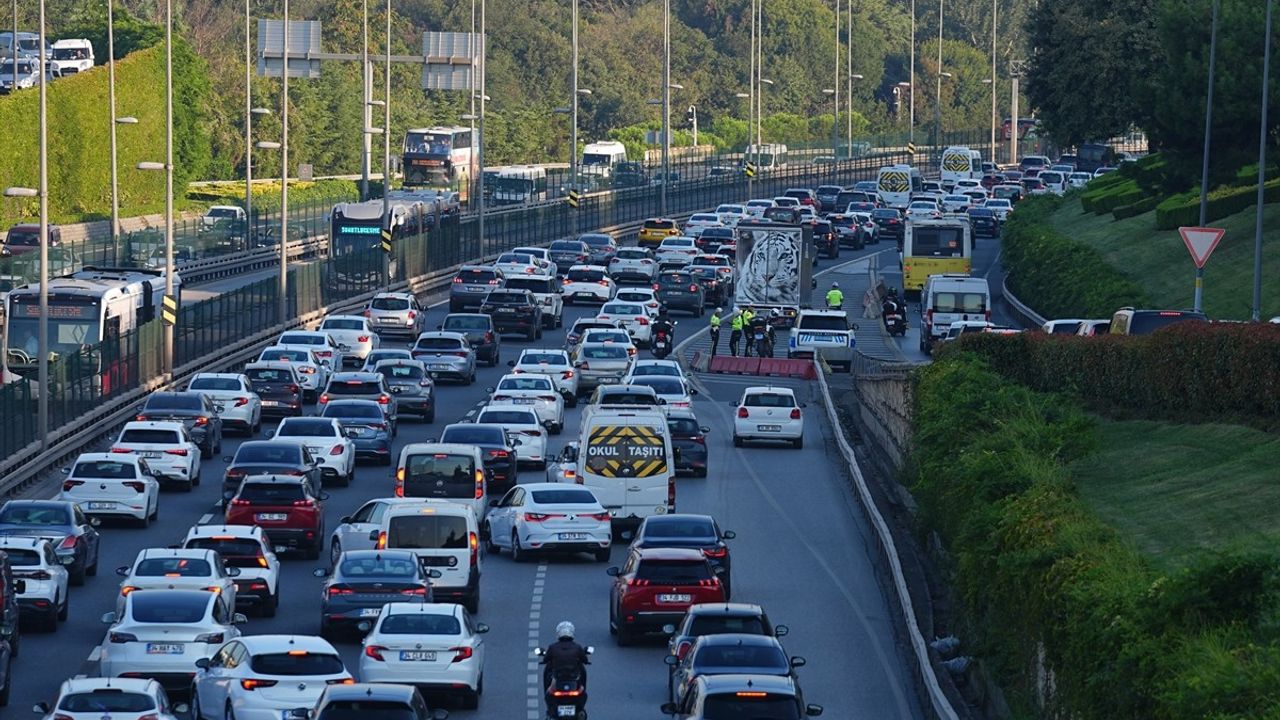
[9,241,926,720]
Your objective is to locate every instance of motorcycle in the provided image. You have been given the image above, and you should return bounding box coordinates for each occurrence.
[651,327,674,359]
[883,311,907,337]
[535,647,594,719]
[753,327,773,358]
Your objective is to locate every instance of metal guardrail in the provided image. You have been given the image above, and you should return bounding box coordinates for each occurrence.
[1001,278,1047,329]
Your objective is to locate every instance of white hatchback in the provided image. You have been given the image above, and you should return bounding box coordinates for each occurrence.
[181,524,282,617]
[191,635,353,720]
[732,386,806,449]
[489,374,564,430]
[562,265,616,304]
[714,204,747,226]
[317,315,380,367]
[614,287,662,317]
[187,373,262,435]
[115,548,239,614]
[257,345,330,399]
[475,404,549,466]
[608,248,658,284]
[656,236,699,264]
[110,421,202,489]
[510,348,580,405]
[35,678,184,720]
[683,213,722,233]
[628,375,697,409]
[276,330,347,370]
[0,536,68,631]
[60,453,161,526]
[358,603,488,708]
[484,483,612,562]
[625,358,687,382]
[596,301,654,345]
[99,589,245,682]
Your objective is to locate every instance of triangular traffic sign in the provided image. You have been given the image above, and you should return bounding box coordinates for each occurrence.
[1178,226,1226,269]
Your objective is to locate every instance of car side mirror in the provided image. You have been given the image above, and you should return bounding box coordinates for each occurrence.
[60,467,70,475]
[476,623,490,634]
[225,566,241,577]
[346,429,359,438]
[664,654,679,666]
[488,499,500,507]
[791,656,807,668]
[660,702,679,716]
[721,530,736,540]
[172,704,190,715]
[312,567,329,578]
[806,704,824,716]
[356,620,373,633]
[436,324,444,330]
[115,565,130,577]
[284,709,312,720]
[33,703,51,715]
[850,323,859,330]
[194,658,212,670]
[232,613,249,624]
[699,425,711,433]
[774,624,789,637]
[506,360,516,367]
[339,515,353,524]
[60,555,75,565]
[319,492,330,501]
[605,566,621,577]
[89,517,101,527]
[221,456,234,463]
[484,387,494,394]
[368,529,381,542]
[799,402,808,408]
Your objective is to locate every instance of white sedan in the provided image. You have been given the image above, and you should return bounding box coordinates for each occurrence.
[271,417,357,486]
[511,246,557,274]
[656,236,699,264]
[59,453,161,527]
[714,204,747,227]
[628,375,698,409]
[624,358,687,382]
[317,315,381,367]
[99,589,245,681]
[941,194,971,213]
[596,301,654,346]
[488,374,564,431]
[276,330,347,370]
[257,345,330,399]
[475,404,550,466]
[683,213,722,233]
[732,386,805,449]
[493,251,543,277]
[510,348,580,405]
[35,678,185,720]
[0,536,68,631]
[187,373,262,435]
[109,421,202,490]
[614,287,662,317]
[359,603,488,709]
[484,483,612,562]
[562,265,616,304]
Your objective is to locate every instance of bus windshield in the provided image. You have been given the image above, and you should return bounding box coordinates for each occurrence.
[5,301,100,359]
[582,153,614,167]
[404,132,453,155]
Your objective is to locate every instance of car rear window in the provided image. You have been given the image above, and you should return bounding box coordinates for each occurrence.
[550,240,586,251]
[644,220,676,230]
[185,538,265,566]
[277,421,338,438]
[322,319,364,330]
[134,557,213,577]
[338,554,418,578]
[633,377,683,394]
[583,331,629,343]
[616,249,650,259]
[644,517,715,538]
[120,428,182,444]
[686,613,767,637]
[236,444,303,463]
[250,652,345,676]
[189,377,242,392]
[933,292,988,313]
[278,334,324,346]
[378,365,425,381]
[387,515,469,549]
[797,315,847,330]
[504,277,555,293]
[71,461,137,479]
[60,692,156,713]
[129,592,210,622]
[3,548,40,566]
[379,614,461,635]
[145,394,202,410]
[403,454,476,498]
[0,505,69,525]
[521,352,567,365]
[567,269,605,282]
[415,337,465,350]
[1128,312,1205,335]
[743,393,795,408]
[456,269,499,283]
[327,380,381,395]
[635,559,712,583]
[702,693,799,719]
[484,292,528,304]
[317,701,415,720]
[443,316,490,331]
[1048,322,1082,335]
[497,377,554,391]
[237,482,306,504]
[478,410,539,425]
[529,489,597,504]
[694,644,788,671]
[702,228,734,239]
[581,345,629,360]
[580,235,612,247]
[323,402,384,419]
[440,426,505,445]
[370,297,410,310]
[659,273,694,285]
[497,253,534,264]
[261,349,310,362]
[247,368,293,383]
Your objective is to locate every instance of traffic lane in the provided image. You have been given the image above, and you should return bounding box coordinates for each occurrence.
[531,376,925,720]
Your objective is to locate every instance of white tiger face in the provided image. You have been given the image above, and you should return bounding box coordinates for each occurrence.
[738,231,800,304]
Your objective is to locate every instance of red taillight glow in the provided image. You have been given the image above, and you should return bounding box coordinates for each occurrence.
[327,585,353,597]
[319,394,330,404]
[524,512,564,522]
[637,317,649,326]
[58,536,77,550]
[194,417,209,426]
[110,447,132,454]
[329,444,344,456]
[450,646,473,663]
[365,645,387,661]
[790,408,801,420]
[703,546,728,559]
[62,480,83,492]
[588,512,610,522]
[123,481,146,493]
[357,335,370,342]
[240,679,278,691]
[737,407,749,418]
[469,531,479,566]
[165,448,189,456]
[377,395,391,405]
[234,397,249,407]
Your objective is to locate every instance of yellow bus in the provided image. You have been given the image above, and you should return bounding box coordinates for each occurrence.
[901,218,972,294]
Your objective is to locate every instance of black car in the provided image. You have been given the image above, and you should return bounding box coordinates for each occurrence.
[0,548,18,698]
[815,185,842,213]
[243,362,305,417]
[0,500,100,585]
[810,219,839,259]
[828,214,864,249]
[440,313,501,367]
[655,270,706,316]
[548,240,591,274]
[221,441,323,506]
[835,189,877,212]
[315,549,437,639]
[480,289,544,340]
[631,514,735,597]
[696,226,735,254]
[136,391,224,458]
[437,423,519,496]
[870,207,905,242]
[667,410,711,478]
[967,207,999,239]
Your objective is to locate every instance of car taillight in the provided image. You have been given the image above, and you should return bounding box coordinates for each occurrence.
[492,394,510,401]
[62,480,83,492]
[319,394,330,404]
[453,277,463,283]
[689,284,698,292]
[637,317,649,326]
[668,476,676,510]
[577,362,590,370]
[365,645,387,661]
[400,586,427,597]
[450,646,474,663]
[110,447,132,454]
[124,481,146,493]
[240,679,278,691]
[562,278,572,285]
[230,498,252,506]
[483,331,495,343]
[489,449,509,459]
[598,280,610,287]
[294,498,316,507]
[610,257,620,264]
[135,414,149,421]
[538,395,557,403]
[287,384,301,393]
[194,417,209,426]
[652,283,660,290]
[329,444,345,456]
[363,309,373,318]
[58,535,77,550]
[676,641,692,660]
[194,632,224,644]
[317,351,332,358]
[120,585,140,597]
[378,395,391,405]
[790,408,802,420]
[234,397,249,407]
[926,309,934,326]
[588,512,610,522]
[737,407,749,418]
[20,570,51,580]
[469,531,478,567]
[474,470,485,499]
[165,448,189,456]
[453,351,470,358]
[326,678,356,685]
[524,512,564,522]
[327,585,354,597]
[357,335,370,342]
[703,547,728,559]
[698,578,720,588]
[109,632,138,643]
[561,370,574,379]
[376,531,387,549]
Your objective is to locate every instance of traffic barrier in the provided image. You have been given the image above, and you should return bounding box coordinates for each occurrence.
[757,358,818,379]
[707,356,761,374]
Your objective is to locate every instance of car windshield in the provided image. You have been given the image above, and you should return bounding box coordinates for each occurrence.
[478,410,539,425]
[189,377,242,391]
[636,559,711,583]
[379,613,462,635]
[145,394,202,410]
[529,489,597,504]
[278,421,337,438]
[441,426,504,445]
[497,377,553,391]
[134,557,213,577]
[370,297,410,310]
[338,555,418,578]
[59,692,157,713]
[129,592,210,623]
[702,694,799,720]
[694,644,789,671]
[567,269,605,282]
[387,515,469,549]
[71,461,137,479]
[250,652,345,676]
[743,393,795,408]
[235,445,302,463]
[322,319,364,330]
[581,345,629,360]
[0,505,69,525]
[237,482,306,504]
[185,538,265,566]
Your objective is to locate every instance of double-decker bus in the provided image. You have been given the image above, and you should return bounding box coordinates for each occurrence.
[402,126,477,203]
[329,199,432,256]
[2,267,179,391]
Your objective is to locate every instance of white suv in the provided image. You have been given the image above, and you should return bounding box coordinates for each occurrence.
[110,421,202,489]
[191,635,353,720]
[0,536,68,631]
[562,265,616,304]
[317,315,380,367]
[608,248,658,284]
[115,548,239,613]
[510,348,580,406]
[181,524,282,617]
[187,373,262,435]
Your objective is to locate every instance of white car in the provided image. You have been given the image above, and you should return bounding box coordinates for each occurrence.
[493,251,543,277]
[0,536,68,631]
[257,345,330,399]
[59,453,161,526]
[109,421,202,489]
[358,603,489,708]
[361,348,414,372]
[624,358,687,382]
[186,373,262,435]
[580,327,638,357]
[317,315,380,367]
[954,179,983,193]
[181,524,282,617]
[35,678,185,720]
[656,236,699,264]
[488,374,564,431]
[607,248,658,284]
[941,194,971,213]
[732,385,806,449]
[744,198,775,217]
[276,330,347,370]
[475,404,550,466]
[596,301,654,345]
[983,198,1013,221]
[562,265,616,303]
[271,417,356,486]
[772,196,801,209]
[683,213,722,233]
[1093,166,1117,178]
[511,246,557,274]
[906,200,942,219]
[484,482,612,562]
[191,635,353,720]
[713,204,747,227]
[115,548,239,614]
[510,348,580,405]
[544,443,579,483]
[628,375,697,409]
[796,206,817,222]
[327,497,436,565]
[99,589,246,681]
[615,287,662,317]
[1068,171,1092,188]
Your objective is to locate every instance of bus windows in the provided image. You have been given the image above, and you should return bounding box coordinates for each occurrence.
[910,226,965,257]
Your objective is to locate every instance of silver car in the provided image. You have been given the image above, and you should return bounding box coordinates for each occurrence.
[360,348,414,372]
[571,342,634,393]
[578,233,618,265]
[410,331,478,385]
[364,292,426,339]
[372,359,436,422]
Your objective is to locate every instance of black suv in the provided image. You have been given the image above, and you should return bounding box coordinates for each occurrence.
[440,313,501,366]
[136,391,224,458]
[655,271,706,316]
[870,208,905,242]
[480,289,544,340]
[437,423,519,496]
[696,226,735,253]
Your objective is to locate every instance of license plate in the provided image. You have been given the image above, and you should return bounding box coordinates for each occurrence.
[359,608,381,617]
[256,513,287,521]
[261,400,281,407]
[513,398,535,404]
[146,643,184,655]
[378,317,399,323]
[658,593,692,603]
[430,364,452,371]
[399,650,436,661]
[498,308,515,313]
[598,377,618,384]
[576,292,595,299]
[390,387,403,393]
[558,533,588,541]
[557,707,577,718]
[88,502,116,510]
[758,424,781,432]
[140,451,161,458]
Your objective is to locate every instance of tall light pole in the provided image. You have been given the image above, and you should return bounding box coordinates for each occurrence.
[989,0,997,162]
[909,0,916,144]
[1193,0,1220,313]
[833,0,839,155]
[935,70,952,143]
[758,78,774,144]
[107,0,123,261]
[736,91,752,192]
[748,0,755,153]
[244,0,254,246]
[279,0,290,326]
[848,73,862,156]
[570,0,580,194]
[1252,0,1273,322]
[756,0,764,145]
[362,0,371,200]
[983,77,995,160]
[382,0,392,285]
[477,0,486,250]
[1009,63,1021,167]
[935,0,944,146]
[661,0,671,215]
[164,0,174,373]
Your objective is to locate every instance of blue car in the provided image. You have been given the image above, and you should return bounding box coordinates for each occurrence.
[321,399,394,466]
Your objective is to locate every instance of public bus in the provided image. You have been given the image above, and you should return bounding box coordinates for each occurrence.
[328,199,432,256]
[901,217,972,294]
[744,143,789,172]
[2,267,179,392]
[580,141,628,179]
[491,166,549,205]
[401,126,477,203]
[876,164,923,210]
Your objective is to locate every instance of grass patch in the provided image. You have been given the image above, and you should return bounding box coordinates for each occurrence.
[1071,418,1280,569]
[1049,198,1280,320]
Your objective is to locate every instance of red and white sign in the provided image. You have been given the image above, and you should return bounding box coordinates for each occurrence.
[1179,226,1226,269]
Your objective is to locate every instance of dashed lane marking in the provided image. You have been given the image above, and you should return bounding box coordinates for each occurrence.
[527,562,549,720]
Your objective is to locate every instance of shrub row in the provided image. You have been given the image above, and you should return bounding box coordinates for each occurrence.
[187,179,363,212]
[910,354,1280,718]
[1000,195,1150,318]
[1154,177,1280,229]
[1079,177,1140,214]
[1111,194,1162,220]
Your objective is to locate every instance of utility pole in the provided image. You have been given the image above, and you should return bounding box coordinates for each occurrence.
[163,0,174,374]
[382,0,392,286]
[990,0,997,162]
[748,0,755,155]
[362,0,371,200]
[661,0,670,215]
[279,0,290,326]
[833,0,839,156]
[1252,0,1272,322]
[935,0,943,146]
[570,0,579,197]
[477,0,486,251]
[1194,0,1220,313]
[36,0,48,444]
[108,0,121,260]
[909,0,915,145]
[244,0,253,246]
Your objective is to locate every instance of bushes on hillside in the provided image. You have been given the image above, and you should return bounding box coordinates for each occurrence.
[1000,195,1150,318]
[911,354,1280,717]
[1154,178,1280,229]
[1111,194,1161,220]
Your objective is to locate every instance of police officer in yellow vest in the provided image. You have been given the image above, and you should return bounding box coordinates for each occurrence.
[708,308,723,356]
[826,282,844,310]
[741,306,757,354]
[729,311,745,356]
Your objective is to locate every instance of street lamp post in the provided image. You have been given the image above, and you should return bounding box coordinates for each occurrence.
[935,70,951,147]
[1252,0,1273,321]
[847,73,862,157]
[279,0,291,326]
[164,0,174,374]
[982,77,994,161]
[477,0,487,252]
[362,0,372,201]
[823,88,836,154]
[989,0,997,162]
[382,0,392,286]
[107,0,122,261]
[758,78,774,144]
[909,0,916,144]
[736,91,753,196]
[245,0,254,243]
[570,0,579,195]
[661,0,671,215]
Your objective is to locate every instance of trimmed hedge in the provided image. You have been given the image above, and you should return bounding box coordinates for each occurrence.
[1000,195,1150,318]
[911,354,1280,718]
[1111,194,1161,220]
[1154,178,1280,230]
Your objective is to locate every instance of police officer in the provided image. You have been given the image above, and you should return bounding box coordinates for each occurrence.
[729,310,744,356]
[826,282,844,310]
[708,308,723,356]
[741,306,757,354]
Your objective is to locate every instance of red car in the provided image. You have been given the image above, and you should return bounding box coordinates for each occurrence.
[607,547,726,645]
[224,474,328,559]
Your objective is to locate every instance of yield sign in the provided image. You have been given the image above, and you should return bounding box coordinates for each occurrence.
[1179,226,1226,269]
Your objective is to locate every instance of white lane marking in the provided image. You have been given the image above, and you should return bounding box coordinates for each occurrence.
[982,249,1003,279]
[87,645,102,662]
[527,562,550,720]
[199,513,213,525]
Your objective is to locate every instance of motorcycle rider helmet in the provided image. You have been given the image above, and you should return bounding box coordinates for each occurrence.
[556,621,576,641]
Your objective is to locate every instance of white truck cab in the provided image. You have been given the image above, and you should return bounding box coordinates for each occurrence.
[788,309,856,372]
[50,39,94,76]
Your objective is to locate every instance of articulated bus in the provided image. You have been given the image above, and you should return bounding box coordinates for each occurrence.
[329,200,432,256]
[901,218,972,295]
[2,267,179,392]
[402,126,477,203]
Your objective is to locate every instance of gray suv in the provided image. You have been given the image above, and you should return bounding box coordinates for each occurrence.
[319,371,399,432]
[440,313,501,366]
[372,359,436,422]
[449,265,506,312]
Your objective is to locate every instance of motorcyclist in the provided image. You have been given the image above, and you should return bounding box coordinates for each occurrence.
[708,308,723,356]
[882,287,902,318]
[826,282,844,310]
[748,308,774,357]
[651,305,675,349]
[542,621,589,694]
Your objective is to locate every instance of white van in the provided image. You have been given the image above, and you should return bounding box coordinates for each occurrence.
[50,39,94,76]
[940,146,982,190]
[395,443,488,523]
[375,501,481,612]
[578,406,676,533]
[920,274,991,354]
